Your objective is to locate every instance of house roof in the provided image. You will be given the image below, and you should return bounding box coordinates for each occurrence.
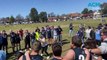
[68,13,81,17]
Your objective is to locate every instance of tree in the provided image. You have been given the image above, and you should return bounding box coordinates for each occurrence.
[9,16,15,24]
[25,15,30,22]
[16,14,24,22]
[48,12,55,17]
[88,10,93,14]
[56,15,60,21]
[100,3,107,15]
[29,8,39,22]
[81,8,89,14]
[39,12,48,22]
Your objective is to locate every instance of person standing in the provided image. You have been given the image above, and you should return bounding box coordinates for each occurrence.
[15,31,21,51]
[63,36,90,60]
[19,41,43,60]
[41,27,46,39]
[90,27,95,40]
[47,27,52,45]
[56,26,63,45]
[69,23,73,37]
[95,28,101,46]
[90,29,107,59]
[35,29,40,41]
[0,49,6,60]
[85,26,92,39]
[53,27,58,43]
[19,29,23,40]
[39,35,49,59]
[0,33,3,50]
[10,30,16,52]
[24,30,31,49]
[31,31,36,45]
[2,30,8,53]
[77,28,84,44]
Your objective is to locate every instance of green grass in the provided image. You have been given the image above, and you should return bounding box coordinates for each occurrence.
[1,19,106,60]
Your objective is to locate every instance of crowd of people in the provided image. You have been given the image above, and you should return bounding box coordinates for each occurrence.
[0,25,63,60]
[0,23,107,60]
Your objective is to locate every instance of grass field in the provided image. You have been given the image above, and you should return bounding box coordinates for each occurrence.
[2,19,106,60]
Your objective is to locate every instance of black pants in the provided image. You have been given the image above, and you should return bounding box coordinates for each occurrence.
[16,43,21,51]
[11,42,15,52]
[41,45,49,56]
[25,41,30,49]
[0,44,2,50]
[2,45,8,53]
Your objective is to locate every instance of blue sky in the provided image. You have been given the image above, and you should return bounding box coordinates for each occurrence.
[0,0,107,18]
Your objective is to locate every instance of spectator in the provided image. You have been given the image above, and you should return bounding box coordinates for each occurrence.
[16,31,21,51]
[0,33,3,50]
[19,29,24,40]
[77,28,84,44]
[47,27,52,45]
[2,30,8,53]
[97,23,103,30]
[0,50,6,60]
[10,30,16,52]
[51,43,62,60]
[85,26,92,39]
[90,27,95,40]
[69,23,73,37]
[39,35,49,59]
[53,27,58,43]
[41,27,46,39]
[35,27,40,33]
[95,28,101,46]
[31,31,36,45]
[35,29,40,41]
[19,41,43,60]
[51,26,54,44]
[63,35,90,60]
[24,30,31,49]
[90,29,107,59]
[56,26,63,45]
[85,39,102,60]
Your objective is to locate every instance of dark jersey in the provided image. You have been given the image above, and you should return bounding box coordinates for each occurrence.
[10,32,16,43]
[15,33,21,43]
[41,29,46,38]
[47,29,52,38]
[2,33,8,45]
[56,28,62,35]
[0,35,3,44]
[73,47,86,60]
[23,54,43,60]
[31,32,36,39]
[25,33,30,42]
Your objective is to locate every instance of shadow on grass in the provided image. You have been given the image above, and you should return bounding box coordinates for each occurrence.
[62,39,70,46]
[7,53,16,60]
[7,48,25,60]
[7,39,70,60]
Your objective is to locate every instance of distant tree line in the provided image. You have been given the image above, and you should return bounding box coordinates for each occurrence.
[0,2,107,24]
